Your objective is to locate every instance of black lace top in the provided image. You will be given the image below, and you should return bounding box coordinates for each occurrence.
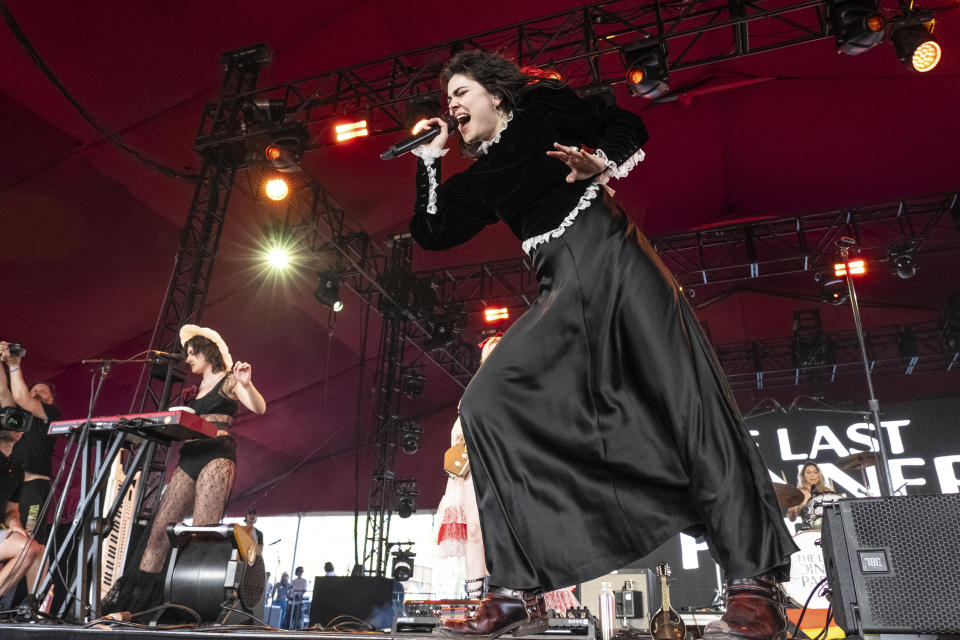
[188,373,239,429]
[410,85,649,253]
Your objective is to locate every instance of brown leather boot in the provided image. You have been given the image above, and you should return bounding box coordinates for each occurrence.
[434,586,548,639]
[701,573,787,640]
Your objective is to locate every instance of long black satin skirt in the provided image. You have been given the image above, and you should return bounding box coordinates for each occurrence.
[458,197,798,591]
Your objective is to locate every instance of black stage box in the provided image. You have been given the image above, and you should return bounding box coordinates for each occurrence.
[822,494,960,635]
[309,576,395,629]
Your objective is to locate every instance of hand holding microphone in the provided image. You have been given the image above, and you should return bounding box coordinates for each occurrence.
[381,114,458,160]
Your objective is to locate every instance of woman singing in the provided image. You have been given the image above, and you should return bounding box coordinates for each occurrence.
[103,325,265,613]
[409,51,796,640]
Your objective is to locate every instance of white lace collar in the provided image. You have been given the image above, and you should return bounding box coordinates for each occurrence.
[476,112,513,156]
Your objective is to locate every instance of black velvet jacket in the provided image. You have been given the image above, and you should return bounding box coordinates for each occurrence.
[410,85,649,251]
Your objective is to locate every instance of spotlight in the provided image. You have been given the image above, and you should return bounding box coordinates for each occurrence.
[243,97,287,126]
[265,136,303,173]
[400,367,426,398]
[266,245,292,270]
[483,306,509,323]
[395,480,418,518]
[335,120,369,142]
[892,20,941,72]
[425,317,459,350]
[399,420,422,454]
[264,177,289,201]
[621,40,669,99]
[820,277,849,304]
[830,0,886,55]
[315,272,343,312]
[888,245,917,279]
[391,548,416,582]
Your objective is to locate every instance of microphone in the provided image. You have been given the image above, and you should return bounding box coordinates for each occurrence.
[151,349,182,359]
[381,114,459,160]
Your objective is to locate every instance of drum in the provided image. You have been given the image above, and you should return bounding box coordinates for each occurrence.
[783,530,829,609]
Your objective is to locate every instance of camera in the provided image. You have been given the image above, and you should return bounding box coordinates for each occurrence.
[7,342,26,358]
[0,406,33,433]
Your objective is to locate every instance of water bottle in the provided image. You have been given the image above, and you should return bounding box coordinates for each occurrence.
[598,581,616,640]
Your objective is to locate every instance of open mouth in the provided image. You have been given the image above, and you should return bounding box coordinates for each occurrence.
[455,113,471,131]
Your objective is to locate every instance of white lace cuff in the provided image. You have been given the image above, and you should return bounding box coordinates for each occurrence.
[414,148,448,214]
[592,147,646,185]
[411,146,449,161]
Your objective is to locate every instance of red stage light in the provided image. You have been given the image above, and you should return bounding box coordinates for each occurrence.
[265,145,283,160]
[484,307,509,323]
[834,260,866,276]
[627,68,645,85]
[521,66,563,82]
[335,120,369,142]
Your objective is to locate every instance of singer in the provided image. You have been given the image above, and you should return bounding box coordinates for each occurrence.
[408,50,796,640]
[103,325,265,614]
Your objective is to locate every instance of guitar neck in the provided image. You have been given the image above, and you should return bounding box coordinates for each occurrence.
[659,574,671,612]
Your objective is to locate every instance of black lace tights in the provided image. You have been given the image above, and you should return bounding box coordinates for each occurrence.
[139,458,236,573]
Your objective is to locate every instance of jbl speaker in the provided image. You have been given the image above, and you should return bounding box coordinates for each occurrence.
[821,494,960,635]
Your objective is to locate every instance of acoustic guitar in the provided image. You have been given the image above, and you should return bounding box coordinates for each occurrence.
[650,562,686,640]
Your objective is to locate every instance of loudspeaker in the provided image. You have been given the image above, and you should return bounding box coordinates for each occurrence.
[309,576,395,629]
[821,494,960,635]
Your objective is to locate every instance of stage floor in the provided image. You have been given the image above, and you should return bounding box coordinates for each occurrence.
[0,623,438,640]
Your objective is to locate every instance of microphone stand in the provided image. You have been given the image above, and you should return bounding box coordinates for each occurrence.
[837,238,894,497]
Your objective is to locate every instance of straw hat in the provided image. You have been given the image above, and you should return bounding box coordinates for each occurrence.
[179,324,233,369]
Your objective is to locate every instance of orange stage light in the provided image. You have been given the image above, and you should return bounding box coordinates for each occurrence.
[265,145,283,160]
[484,307,510,323]
[627,68,645,85]
[834,260,866,277]
[335,120,369,142]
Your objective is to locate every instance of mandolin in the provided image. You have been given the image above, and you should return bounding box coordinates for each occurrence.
[650,562,686,640]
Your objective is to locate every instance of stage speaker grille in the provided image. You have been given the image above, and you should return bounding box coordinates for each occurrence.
[822,494,960,635]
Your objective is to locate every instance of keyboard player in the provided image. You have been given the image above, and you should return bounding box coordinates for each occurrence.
[103,325,266,615]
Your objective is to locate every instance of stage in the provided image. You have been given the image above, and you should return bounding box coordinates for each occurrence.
[0,624,434,640]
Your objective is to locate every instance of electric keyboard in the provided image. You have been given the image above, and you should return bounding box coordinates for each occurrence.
[48,410,218,441]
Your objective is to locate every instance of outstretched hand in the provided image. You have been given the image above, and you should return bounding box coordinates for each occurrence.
[546,143,606,183]
[233,361,252,387]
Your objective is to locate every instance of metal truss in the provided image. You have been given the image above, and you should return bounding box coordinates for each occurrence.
[412,190,960,315]
[716,318,960,392]
[129,45,270,529]
[195,0,838,152]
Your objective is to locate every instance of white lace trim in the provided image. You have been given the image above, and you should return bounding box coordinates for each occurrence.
[476,112,514,156]
[520,148,646,255]
[412,147,448,214]
[592,147,646,185]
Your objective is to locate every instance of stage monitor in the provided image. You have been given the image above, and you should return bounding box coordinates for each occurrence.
[309,576,395,629]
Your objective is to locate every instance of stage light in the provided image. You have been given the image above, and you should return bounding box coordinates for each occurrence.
[830,0,886,55]
[335,120,369,142]
[264,177,289,201]
[892,21,941,72]
[834,259,866,277]
[399,420,422,454]
[315,273,343,312]
[391,548,416,582]
[484,306,509,323]
[621,40,669,99]
[264,136,303,173]
[266,246,291,270]
[395,480,418,518]
[821,278,849,304]
[400,367,426,398]
[888,245,917,279]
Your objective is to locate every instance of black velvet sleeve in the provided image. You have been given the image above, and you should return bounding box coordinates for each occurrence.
[526,85,649,168]
[410,155,500,251]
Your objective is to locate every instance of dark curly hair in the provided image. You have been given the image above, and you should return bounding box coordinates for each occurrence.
[184,335,227,373]
[441,50,564,157]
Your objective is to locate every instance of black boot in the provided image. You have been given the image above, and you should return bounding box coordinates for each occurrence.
[702,572,787,640]
[101,569,164,615]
